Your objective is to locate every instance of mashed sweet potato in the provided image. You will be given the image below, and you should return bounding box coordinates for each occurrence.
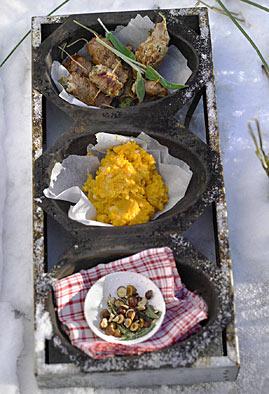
[83,141,168,226]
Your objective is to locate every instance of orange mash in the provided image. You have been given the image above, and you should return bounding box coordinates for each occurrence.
[83,141,168,226]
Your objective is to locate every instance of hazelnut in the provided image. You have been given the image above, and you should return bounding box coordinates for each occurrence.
[130,322,139,332]
[145,290,153,300]
[126,309,136,321]
[128,296,138,308]
[117,286,127,298]
[113,314,125,324]
[99,318,108,329]
[105,322,117,336]
[126,285,137,297]
[124,318,132,328]
[143,319,151,328]
[100,309,110,319]
[113,329,122,338]
[139,318,144,328]
[117,307,127,316]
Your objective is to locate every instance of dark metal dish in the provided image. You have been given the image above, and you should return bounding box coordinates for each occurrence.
[32,9,209,127]
[43,236,232,371]
[34,122,221,241]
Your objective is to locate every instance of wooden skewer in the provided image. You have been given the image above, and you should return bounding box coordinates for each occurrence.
[58,46,88,72]
[112,60,121,73]
[152,79,160,87]
[93,89,101,100]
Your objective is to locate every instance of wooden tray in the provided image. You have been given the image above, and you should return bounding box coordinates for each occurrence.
[32,7,240,389]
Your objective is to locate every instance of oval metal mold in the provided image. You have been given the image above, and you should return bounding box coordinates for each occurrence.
[32,9,208,127]
[34,123,221,241]
[43,236,232,371]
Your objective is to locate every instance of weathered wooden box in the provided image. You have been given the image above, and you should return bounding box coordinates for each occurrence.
[32,7,240,389]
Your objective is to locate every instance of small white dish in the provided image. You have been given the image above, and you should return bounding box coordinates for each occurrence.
[84,271,166,345]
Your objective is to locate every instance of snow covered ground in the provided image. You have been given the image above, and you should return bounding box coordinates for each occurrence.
[0,0,269,393]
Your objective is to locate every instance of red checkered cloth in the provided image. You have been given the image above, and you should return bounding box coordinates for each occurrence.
[54,247,207,359]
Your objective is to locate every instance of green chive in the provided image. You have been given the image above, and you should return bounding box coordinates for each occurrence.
[73,19,189,103]
[145,66,187,90]
[134,71,145,102]
[97,18,136,60]
[120,324,156,340]
[145,305,161,319]
[73,19,144,74]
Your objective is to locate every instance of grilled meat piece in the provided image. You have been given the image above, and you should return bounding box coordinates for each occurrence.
[62,73,112,106]
[87,37,129,84]
[87,37,114,65]
[89,65,123,97]
[95,92,114,107]
[63,55,92,77]
[135,17,170,67]
[144,80,168,97]
[131,79,168,98]
[122,68,136,96]
[115,63,129,85]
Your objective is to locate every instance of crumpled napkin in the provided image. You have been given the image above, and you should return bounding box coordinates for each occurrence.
[53,247,208,359]
[43,132,193,226]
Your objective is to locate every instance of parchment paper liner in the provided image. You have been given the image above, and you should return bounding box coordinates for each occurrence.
[44,132,193,227]
[51,14,192,109]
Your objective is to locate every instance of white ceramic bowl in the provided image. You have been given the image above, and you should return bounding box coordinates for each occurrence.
[84,271,166,345]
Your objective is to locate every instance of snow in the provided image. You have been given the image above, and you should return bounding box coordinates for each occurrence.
[35,304,53,353]
[0,0,269,393]
[0,302,24,394]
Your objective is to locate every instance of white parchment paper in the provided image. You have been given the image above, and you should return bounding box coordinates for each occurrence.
[43,132,193,227]
[51,14,192,108]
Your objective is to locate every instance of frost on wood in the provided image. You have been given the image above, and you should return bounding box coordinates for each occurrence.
[35,303,53,353]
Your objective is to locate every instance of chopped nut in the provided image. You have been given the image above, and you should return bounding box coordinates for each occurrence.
[105,322,117,336]
[100,309,110,319]
[126,309,136,321]
[113,314,125,324]
[130,322,140,332]
[145,290,153,300]
[113,328,122,338]
[100,318,108,329]
[126,285,137,297]
[124,318,132,328]
[128,296,138,308]
[139,318,144,328]
[137,297,148,310]
[117,286,127,298]
[109,313,115,322]
[114,299,124,308]
[143,319,151,328]
[117,307,127,316]
[99,283,161,340]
